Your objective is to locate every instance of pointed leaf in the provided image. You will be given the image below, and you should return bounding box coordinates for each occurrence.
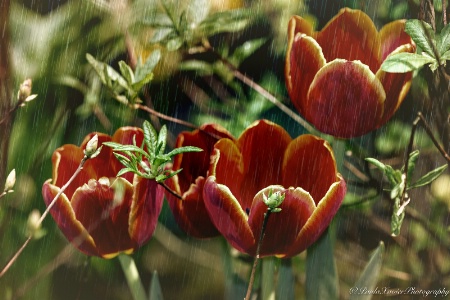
[135,50,161,83]
[365,158,386,172]
[156,125,167,155]
[438,23,450,55]
[149,271,164,300]
[381,52,435,73]
[165,146,203,158]
[350,242,384,300]
[409,164,448,189]
[391,196,405,236]
[405,19,436,58]
[306,230,338,300]
[119,61,135,85]
[143,120,157,155]
[231,38,267,65]
[406,150,420,185]
[117,168,134,177]
[186,0,210,25]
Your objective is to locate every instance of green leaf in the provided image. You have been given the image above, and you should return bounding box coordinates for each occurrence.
[391,196,405,236]
[409,164,448,189]
[306,230,338,300]
[276,259,295,300]
[365,158,386,172]
[119,60,135,85]
[143,120,157,155]
[166,146,203,158]
[441,49,450,62]
[406,150,420,185]
[156,125,167,155]
[148,271,164,300]
[179,60,214,76]
[405,19,436,58]
[198,9,252,36]
[166,37,184,51]
[135,50,161,83]
[118,254,147,300]
[350,242,385,300]
[438,23,450,55]
[385,165,402,186]
[186,0,210,25]
[231,38,267,65]
[104,143,149,157]
[117,168,133,178]
[381,52,435,73]
[87,53,130,91]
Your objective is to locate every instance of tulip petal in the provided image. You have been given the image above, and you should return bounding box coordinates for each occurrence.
[52,145,96,199]
[71,177,136,257]
[237,120,291,207]
[316,8,380,72]
[376,44,415,125]
[166,176,219,238]
[379,20,414,61]
[286,33,326,116]
[288,15,315,38]
[42,181,99,256]
[174,124,233,193]
[203,176,255,253]
[248,186,316,257]
[128,176,164,245]
[210,139,245,206]
[286,175,346,257]
[307,59,385,138]
[282,135,338,204]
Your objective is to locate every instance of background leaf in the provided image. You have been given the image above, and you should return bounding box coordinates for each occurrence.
[306,229,338,300]
[349,242,384,300]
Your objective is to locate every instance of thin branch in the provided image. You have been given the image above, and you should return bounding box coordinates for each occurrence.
[245,208,273,300]
[158,181,182,200]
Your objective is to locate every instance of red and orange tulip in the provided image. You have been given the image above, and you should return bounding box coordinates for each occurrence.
[165,124,235,238]
[203,120,346,258]
[42,128,164,258]
[285,8,415,138]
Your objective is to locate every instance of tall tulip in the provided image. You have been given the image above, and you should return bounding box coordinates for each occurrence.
[285,8,415,138]
[42,127,164,258]
[203,120,346,258]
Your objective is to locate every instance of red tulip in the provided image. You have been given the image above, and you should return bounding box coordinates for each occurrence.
[42,127,164,258]
[285,8,415,138]
[165,124,235,238]
[203,120,346,258]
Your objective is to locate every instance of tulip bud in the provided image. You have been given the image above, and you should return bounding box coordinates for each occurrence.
[4,169,16,192]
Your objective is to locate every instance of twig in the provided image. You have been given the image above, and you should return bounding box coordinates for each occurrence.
[158,181,182,200]
[198,42,324,137]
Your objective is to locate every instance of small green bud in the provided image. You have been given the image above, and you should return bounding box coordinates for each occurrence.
[17,79,32,103]
[84,134,101,158]
[263,189,285,212]
[27,209,42,238]
[4,169,16,192]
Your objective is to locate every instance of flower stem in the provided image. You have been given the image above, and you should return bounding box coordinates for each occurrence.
[0,156,88,278]
[245,208,273,300]
[158,181,183,200]
[118,254,147,300]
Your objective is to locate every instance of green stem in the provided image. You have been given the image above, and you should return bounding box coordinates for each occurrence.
[245,208,272,300]
[261,257,275,300]
[118,254,147,300]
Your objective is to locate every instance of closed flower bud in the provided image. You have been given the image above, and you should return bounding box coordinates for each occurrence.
[18,79,32,103]
[4,169,16,192]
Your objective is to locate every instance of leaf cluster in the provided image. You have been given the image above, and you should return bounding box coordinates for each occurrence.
[366,151,447,236]
[103,121,202,183]
[382,19,450,72]
[86,52,161,104]
[141,0,252,51]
